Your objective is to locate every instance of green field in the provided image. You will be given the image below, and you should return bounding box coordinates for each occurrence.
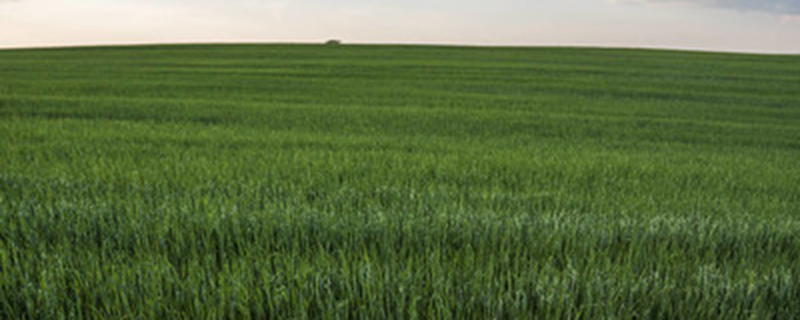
[1,44,799,318]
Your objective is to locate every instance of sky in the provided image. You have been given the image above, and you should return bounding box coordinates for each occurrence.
[1,0,800,53]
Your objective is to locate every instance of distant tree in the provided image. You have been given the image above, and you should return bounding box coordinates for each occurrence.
[326,39,342,46]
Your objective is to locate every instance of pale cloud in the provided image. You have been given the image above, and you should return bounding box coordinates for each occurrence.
[339,8,371,17]
[618,0,800,15]
[782,14,800,22]
[1,0,799,53]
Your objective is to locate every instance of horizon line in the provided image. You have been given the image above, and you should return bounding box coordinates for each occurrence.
[1,40,798,56]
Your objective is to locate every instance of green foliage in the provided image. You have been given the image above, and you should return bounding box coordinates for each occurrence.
[1,44,799,318]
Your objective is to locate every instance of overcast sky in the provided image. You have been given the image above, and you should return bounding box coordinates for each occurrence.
[1,0,799,53]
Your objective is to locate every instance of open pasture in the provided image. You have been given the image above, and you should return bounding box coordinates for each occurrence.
[1,44,799,318]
